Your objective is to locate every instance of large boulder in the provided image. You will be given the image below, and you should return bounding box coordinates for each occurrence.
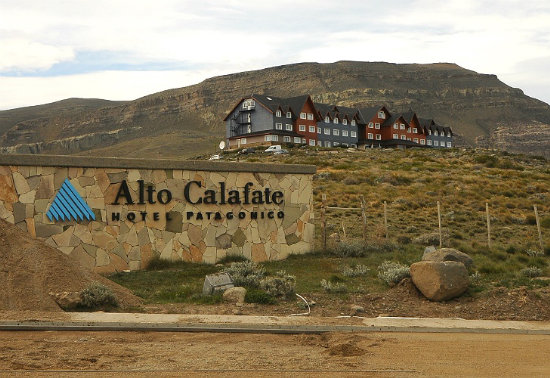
[423,248,474,269]
[222,287,247,304]
[410,261,469,301]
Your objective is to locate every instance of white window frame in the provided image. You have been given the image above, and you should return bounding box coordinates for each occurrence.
[428,130,432,135]
[351,131,356,138]
[378,111,385,119]
[241,138,247,144]
[317,127,321,134]
[333,129,340,136]
[393,133,398,139]
[299,124,306,132]
[272,135,279,142]
[375,134,381,140]
[413,138,419,143]
[427,139,432,146]
[342,130,349,137]
[447,132,452,137]
[375,123,380,129]
[317,141,322,146]
[333,142,340,147]
[400,123,405,130]
[309,125,316,133]
[325,141,331,147]
[343,119,348,125]
[413,128,417,133]
[368,133,374,140]
[294,137,302,143]
[324,128,330,135]
[242,99,255,108]
[275,123,282,130]
[285,124,293,131]
[351,120,356,126]
[333,118,339,124]
[276,110,281,117]
[434,130,439,136]
[307,113,313,120]
[300,112,306,119]
[309,139,316,146]
[265,135,271,142]
[325,116,330,123]
[434,140,439,146]
[401,135,407,140]
[368,122,374,128]
[283,136,291,142]
[407,127,411,133]
[286,112,292,118]
[447,142,452,147]
[420,139,425,145]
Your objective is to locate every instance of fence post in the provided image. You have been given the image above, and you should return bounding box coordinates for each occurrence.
[321,193,327,250]
[534,205,544,253]
[486,202,491,249]
[383,201,388,239]
[437,201,442,248]
[360,196,367,242]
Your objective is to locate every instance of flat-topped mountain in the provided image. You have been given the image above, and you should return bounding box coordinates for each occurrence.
[1,61,549,158]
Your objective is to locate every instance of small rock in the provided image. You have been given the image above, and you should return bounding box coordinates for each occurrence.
[232,308,243,315]
[50,291,81,309]
[223,286,247,304]
[423,246,437,255]
[350,305,365,315]
[422,248,474,269]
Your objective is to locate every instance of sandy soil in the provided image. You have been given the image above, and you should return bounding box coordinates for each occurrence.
[0,330,548,376]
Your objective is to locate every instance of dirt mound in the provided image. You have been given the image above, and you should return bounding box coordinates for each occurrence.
[0,220,142,311]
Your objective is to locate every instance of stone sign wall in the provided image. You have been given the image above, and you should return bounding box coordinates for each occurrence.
[0,155,315,273]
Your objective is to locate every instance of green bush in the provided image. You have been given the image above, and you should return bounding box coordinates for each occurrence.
[377,261,410,286]
[223,261,265,288]
[341,264,370,277]
[217,254,249,264]
[520,266,543,278]
[79,282,118,309]
[320,279,347,293]
[260,271,296,298]
[245,288,276,304]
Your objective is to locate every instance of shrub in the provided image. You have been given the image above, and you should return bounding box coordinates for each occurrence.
[260,271,296,298]
[331,241,366,257]
[341,264,370,277]
[223,261,265,288]
[526,249,544,258]
[245,288,276,304]
[469,271,482,285]
[520,266,543,278]
[80,282,118,309]
[377,261,410,286]
[217,254,249,264]
[320,279,348,293]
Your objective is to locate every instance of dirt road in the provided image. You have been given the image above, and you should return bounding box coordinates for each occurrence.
[0,330,548,376]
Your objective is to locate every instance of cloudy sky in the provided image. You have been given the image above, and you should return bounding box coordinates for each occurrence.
[1,0,549,110]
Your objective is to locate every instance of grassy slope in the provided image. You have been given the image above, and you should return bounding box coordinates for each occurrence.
[110,148,549,305]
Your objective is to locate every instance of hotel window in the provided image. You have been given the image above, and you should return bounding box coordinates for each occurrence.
[265,135,271,142]
[286,112,292,118]
[317,127,321,134]
[368,122,374,128]
[333,129,340,136]
[325,141,331,147]
[378,111,385,119]
[368,133,374,139]
[307,113,314,120]
[309,125,316,133]
[351,120,356,126]
[284,136,291,142]
[434,140,439,146]
[434,130,439,136]
[333,117,339,124]
[413,138,419,143]
[351,131,356,138]
[324,128,330,135]
[294,137,302,143]
[272,135,279,141]
[427,139,432,146]
[343,119,347,125]
[393,134,398,139]
[299,124,306,132]
[300,112,306,119]
[376,134,381,140]
[241,138,247,144]
[447,142,452,147]
[342,130,349,137]
[400,123,405,130]
[393,123,398,129]
[413,128,417,133]
[401,135,406,140]
[420,139,425,145]
[275,123,282,130]
[309,139,316,146]
[325,116,330,123]
[285,124,293,131]
[375,123,380,129]
[276,110,281,117]
[334,142,340,147]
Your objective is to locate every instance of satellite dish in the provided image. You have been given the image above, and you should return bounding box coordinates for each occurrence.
[219,141,226,150]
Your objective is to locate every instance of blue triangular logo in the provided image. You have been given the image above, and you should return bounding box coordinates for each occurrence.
[46,179,96,222]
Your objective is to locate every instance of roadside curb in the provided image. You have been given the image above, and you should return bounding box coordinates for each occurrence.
[1,313,549,335]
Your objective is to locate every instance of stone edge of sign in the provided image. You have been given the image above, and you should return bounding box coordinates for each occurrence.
[0,154,316,175]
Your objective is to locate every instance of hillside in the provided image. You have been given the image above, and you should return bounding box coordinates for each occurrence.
[0,61,549,158]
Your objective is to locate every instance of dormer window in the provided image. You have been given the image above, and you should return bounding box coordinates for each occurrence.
[242,99,255,109]
[369,122,374,128]
[333,117,339,124]
[351,120,356,126]
[300,112,306,119]
[400,124,405,130]
[378,111,385,119]
[307,113,314,120]
[434,130,439,136]
[343,119,348,125]
[375,123,380,129]
[393,123,398,129]
[429,130,432,135]
[286,112,292,118]
[276,110,281,117]
[325,116,330,123]
[413,128,417,133]
[447,132,451,137]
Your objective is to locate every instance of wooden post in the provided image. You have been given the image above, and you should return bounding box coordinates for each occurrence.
[360,196,367,242]
[534,205,544,253]
[383,201,388,239]
[486,202,491,249]
[437,201,442,248]
[321,193,327,250]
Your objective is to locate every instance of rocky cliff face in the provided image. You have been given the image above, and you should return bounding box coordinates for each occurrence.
[0,61,548,158]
